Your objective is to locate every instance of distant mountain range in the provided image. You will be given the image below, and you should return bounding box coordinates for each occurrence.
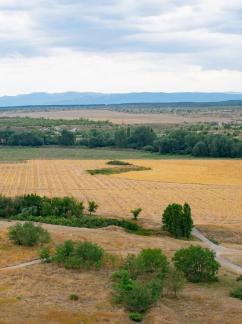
[1,92,242,107]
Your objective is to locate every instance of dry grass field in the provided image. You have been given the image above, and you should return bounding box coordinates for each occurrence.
[0,159,241,228]
[0,108,234,124]
[0,221,242,324]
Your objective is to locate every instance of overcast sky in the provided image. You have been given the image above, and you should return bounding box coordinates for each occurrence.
[1,0,242,95]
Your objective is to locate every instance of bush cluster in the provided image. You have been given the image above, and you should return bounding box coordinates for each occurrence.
[46,240,104,270]
[230,286,242,300]
[112,245,220,320]
[8,222,50,247]
[112,248,169,317]
[0,194,84,219]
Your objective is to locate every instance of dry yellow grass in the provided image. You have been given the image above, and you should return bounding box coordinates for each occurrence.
[1,108,233,124]
[0,222,242,324]
[0,159,241,227]
[0,228,37,268]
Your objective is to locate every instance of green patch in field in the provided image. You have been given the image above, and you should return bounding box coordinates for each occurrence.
[87,165,151,175]
[106,160,132,166]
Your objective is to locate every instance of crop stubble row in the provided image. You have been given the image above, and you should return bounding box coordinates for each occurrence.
[0,159,241,227]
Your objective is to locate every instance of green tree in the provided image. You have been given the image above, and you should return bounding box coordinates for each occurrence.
[192,141,209,157]
[114,128,128,148]
[88,200,98,215]
[59,129,75,146]
[173,245,220,283]
[129,126,156,149]
[131,208,142,220]
[162,203,193,239]
[182,203,193,239]
[162,203,183,238]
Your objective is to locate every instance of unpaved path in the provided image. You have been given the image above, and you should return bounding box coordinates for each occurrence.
[192,228,242,274]
[0,259,41,271]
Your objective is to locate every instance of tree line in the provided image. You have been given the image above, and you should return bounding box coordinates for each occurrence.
[0,126,242,157]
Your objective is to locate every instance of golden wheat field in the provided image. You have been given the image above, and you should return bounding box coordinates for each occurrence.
[0,159,242,227]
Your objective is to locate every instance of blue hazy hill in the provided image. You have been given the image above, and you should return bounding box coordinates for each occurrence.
[1,92,242,107]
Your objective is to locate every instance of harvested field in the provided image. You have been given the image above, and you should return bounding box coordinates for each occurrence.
[0,108,234,124]
[0,159,241,228]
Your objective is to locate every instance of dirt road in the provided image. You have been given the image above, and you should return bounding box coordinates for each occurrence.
[192,228,242,274]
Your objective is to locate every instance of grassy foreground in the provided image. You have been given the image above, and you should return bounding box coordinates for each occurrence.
[0,146,192,161]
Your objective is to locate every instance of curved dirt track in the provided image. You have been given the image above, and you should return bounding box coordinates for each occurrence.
[192,228,242,274]
[0,259,41,271]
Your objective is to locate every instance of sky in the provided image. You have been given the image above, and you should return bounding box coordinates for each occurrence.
[1,0,242,95]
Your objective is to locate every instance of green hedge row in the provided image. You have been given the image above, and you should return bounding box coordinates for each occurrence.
[11,214,139,231]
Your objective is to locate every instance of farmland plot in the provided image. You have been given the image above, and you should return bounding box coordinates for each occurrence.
[0,159,241,227]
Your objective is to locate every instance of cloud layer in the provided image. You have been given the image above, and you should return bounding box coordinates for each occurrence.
[0,0,242,94]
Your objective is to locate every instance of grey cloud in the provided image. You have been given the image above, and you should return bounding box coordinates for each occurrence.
[0,0,242,70]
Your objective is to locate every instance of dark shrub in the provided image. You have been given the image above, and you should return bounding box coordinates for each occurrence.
[53,240,104,269]
[8,222,50,247]
[0,195,14,218]
[69,294,79,301]
[123,249,168,279]
[112,248,167,317]
[123,255,141,279]
[123,280,161,313]
[173,245,220,283]
[129,312,143,322]
[230,286,242,300]
[112,270,135,303]
[107,160,131,166]
[138,248,169,275]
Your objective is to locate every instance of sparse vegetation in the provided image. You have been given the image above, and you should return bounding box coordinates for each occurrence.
[131,208,142,221]
[165,266,186,297]
[106,160,131,166]
[39,246,51,263]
